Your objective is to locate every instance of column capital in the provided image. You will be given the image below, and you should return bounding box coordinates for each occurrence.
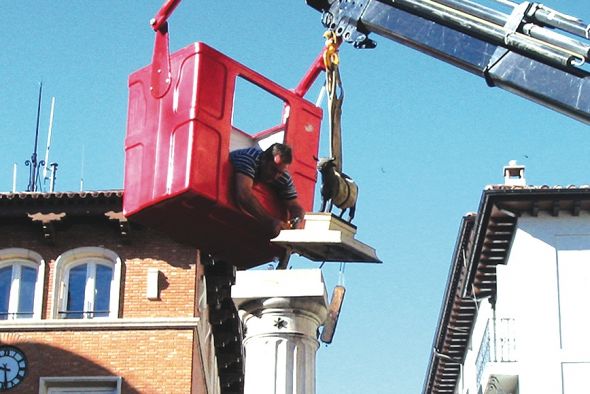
[233,269,329,337]
[232,269,328,304]
[232,269,329,394]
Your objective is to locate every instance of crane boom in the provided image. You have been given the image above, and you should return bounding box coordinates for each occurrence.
[306,0,590,124]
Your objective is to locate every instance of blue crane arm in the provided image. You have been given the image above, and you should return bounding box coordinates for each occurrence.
[306,0,590,124]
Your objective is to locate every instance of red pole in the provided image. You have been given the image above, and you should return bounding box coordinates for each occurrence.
[293,49,326,98]
[151,0,182,31]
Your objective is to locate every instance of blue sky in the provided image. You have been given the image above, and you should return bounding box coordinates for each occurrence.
[2,1,590,393]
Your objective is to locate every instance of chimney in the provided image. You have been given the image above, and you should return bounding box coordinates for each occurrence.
[503,160,526,186]
[232,269,328,394]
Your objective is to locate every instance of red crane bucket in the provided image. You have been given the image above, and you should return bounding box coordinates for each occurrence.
[123,42,322,268]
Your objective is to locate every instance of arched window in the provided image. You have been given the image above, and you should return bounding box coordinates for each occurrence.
[53,248,121,319]
[0,249,45,320]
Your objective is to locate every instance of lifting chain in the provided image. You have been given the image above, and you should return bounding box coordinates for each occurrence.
[323,31,344,174]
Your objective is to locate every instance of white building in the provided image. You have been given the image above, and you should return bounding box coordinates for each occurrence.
[423,162,590,394]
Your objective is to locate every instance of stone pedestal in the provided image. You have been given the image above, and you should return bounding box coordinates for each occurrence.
[232,269,328,394]
[271,213,381,263]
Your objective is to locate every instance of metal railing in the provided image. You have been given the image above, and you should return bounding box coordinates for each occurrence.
[58,310,110,319]
[476,317,517,387]
[0,311,34,320]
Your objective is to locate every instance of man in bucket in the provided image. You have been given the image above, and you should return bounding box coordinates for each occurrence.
[230,143,305,238]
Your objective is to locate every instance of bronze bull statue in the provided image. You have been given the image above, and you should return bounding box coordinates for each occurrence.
[316,157,357,222]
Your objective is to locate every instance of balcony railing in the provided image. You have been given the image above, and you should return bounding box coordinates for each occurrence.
[58,310,110,319]
[0,311,34,320]
[476,317,517,387]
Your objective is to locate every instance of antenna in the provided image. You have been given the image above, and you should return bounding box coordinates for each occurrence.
[25,82,45,192]
[43,96,56,181]
[80,144,85,191]
[12,164,17,192]
[48,163,58,192]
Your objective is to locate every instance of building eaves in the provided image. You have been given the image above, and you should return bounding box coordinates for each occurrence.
[422,213,476,394]
[0,190,123,217]
[423,184,590,394]
[464,185,590,298]
[0,190,123,201]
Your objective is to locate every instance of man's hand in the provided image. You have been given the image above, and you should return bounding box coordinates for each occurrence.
[270,218,291,238]
[285,198,305,229]
[288,216,302,229]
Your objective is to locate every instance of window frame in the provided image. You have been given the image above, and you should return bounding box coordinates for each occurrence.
[52,247,121,320]
[39,376,122,394]
[0,248,45,320]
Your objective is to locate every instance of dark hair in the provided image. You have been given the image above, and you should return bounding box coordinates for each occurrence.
[263,143,293,164]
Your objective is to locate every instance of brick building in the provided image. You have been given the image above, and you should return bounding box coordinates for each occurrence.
[0,191,243,394]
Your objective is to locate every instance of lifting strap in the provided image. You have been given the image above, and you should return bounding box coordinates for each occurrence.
[318,37,351,327]
[324,31,344,174]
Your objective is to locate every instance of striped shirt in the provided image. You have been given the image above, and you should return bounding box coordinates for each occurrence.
[230,147,297,200]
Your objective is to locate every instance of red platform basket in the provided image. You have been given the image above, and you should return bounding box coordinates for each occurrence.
[123,42,322,268]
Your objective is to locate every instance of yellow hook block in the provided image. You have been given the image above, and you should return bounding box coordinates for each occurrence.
[323,31,341,69]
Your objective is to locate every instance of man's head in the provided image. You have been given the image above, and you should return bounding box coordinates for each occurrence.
[260,143,293,182]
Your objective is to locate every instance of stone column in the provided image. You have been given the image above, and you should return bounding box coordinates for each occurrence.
[232,269,328,394]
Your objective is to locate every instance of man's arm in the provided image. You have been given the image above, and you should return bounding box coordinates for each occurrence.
[234,173,288,237]
[285,198,305,229]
